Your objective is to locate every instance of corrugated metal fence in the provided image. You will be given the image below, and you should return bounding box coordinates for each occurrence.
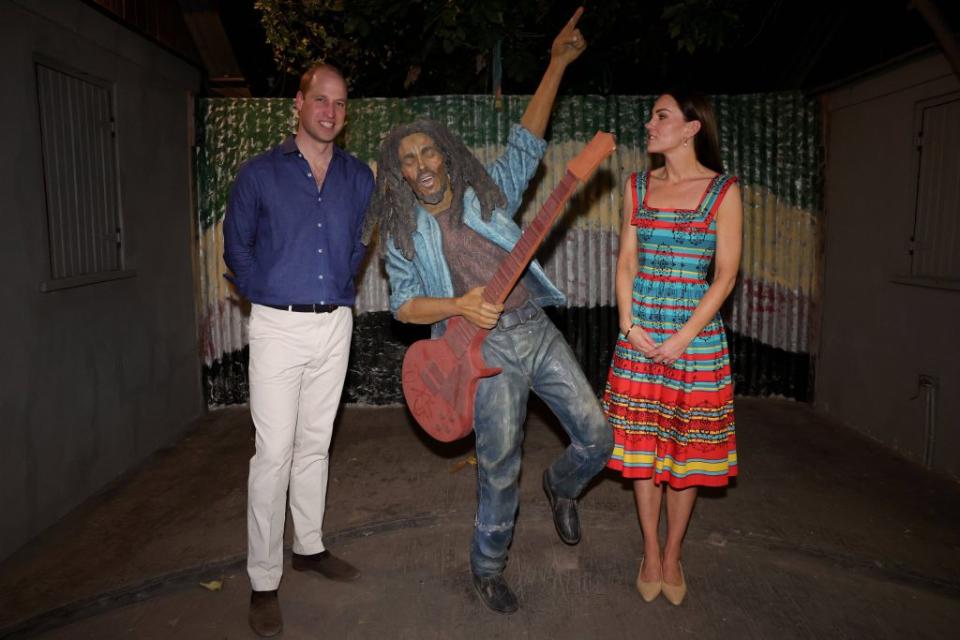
[197,93,822,406]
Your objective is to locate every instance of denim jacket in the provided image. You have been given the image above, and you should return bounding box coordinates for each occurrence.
[385,124,566,337]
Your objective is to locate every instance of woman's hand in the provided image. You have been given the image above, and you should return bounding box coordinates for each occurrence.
[649,332,693,366]
[624,324,658,358]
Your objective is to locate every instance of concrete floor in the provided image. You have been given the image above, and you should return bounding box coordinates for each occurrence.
[0,398,958,639]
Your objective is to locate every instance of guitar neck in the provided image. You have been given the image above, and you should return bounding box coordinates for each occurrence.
[483,171,578,304]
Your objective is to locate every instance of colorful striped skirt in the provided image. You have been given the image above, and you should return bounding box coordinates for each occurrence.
[602,303,738,489]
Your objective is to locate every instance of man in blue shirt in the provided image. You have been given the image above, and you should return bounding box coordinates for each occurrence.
[364,8,612,614]
[223,62,374,637]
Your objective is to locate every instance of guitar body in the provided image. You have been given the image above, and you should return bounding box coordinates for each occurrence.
[401,318,501,442]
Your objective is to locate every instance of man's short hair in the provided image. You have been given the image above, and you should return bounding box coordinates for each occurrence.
[298,62,346,95]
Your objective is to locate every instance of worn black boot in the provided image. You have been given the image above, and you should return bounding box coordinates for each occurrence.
[471,573,519,614]
[543,469,581,544]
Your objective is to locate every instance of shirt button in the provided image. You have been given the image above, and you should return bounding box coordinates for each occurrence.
[318,249,324,254]
[307,172,312,177]
[318,197,323,202]
[318,274,324,280]
[317,223,322,228]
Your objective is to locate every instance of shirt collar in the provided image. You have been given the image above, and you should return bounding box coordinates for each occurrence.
[280,135,299,155]
[281,135,344,162]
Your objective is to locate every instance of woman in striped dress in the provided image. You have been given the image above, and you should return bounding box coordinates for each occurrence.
[602,90,742,606]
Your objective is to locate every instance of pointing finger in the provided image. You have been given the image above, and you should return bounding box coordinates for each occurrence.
[565,6,584,32]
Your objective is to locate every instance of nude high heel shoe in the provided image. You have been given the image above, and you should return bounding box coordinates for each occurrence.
[661,561,687,606]
[635,557,661,602]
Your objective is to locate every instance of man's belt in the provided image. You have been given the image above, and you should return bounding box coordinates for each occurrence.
[265,303,339,313]
[497,300,541,330]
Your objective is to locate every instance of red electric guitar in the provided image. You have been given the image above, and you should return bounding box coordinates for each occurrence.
[402,131,617,442]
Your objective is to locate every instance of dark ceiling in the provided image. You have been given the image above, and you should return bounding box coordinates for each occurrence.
[212,0,958,97]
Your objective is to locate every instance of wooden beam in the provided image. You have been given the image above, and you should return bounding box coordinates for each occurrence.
[912,0,960,81]
[178,0,251,96]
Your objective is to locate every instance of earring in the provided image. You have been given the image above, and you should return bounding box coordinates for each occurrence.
[682,138,689,148]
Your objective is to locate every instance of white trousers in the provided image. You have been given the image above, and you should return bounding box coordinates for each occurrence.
[246,304,353,591]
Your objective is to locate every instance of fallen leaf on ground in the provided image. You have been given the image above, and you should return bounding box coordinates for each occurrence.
[199,579,223,591]
[449,455,477,474]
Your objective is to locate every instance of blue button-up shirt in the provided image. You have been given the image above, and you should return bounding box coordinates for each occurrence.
[223,136,374,306]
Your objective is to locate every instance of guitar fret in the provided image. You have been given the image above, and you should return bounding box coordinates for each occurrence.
[486,273,506,300]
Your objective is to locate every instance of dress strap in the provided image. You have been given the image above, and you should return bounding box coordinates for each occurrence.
[701,174,739,224]
[629,170,649,226]
[638,170,650,205]
[627,171,640,225]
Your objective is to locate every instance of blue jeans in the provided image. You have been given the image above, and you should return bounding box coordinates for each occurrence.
[469,303,613,577]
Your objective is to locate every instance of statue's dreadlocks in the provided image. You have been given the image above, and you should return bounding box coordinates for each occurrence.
[362,119,507,261]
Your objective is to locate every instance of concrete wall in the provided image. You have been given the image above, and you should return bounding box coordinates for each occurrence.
[0,0,204,560]
[818,53,959,479]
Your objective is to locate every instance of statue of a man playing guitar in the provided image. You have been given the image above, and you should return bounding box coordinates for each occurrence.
[363,8,612,615]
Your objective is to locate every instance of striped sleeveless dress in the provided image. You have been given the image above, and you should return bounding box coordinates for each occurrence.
[602,170,738,488]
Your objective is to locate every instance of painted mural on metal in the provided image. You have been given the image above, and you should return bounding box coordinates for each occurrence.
[196,94,822,407]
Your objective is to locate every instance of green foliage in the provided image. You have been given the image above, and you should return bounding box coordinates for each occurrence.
[254,0,746,96]
[661,0,742,54]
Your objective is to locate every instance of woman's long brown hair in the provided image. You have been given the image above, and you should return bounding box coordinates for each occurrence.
[649,89,725,174]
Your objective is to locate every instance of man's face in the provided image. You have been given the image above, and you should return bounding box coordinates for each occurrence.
[295,69,347,144]
[398,132,450,206]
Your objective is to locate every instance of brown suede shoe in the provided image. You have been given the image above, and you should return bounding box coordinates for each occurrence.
[291,550,360,582]
[249,589,282,637]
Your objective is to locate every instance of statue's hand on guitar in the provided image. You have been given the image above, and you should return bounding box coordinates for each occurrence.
[456,286,503,330]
